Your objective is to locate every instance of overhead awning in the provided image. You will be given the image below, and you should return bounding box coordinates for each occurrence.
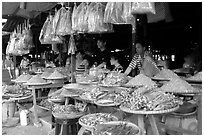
[2,2,57,19]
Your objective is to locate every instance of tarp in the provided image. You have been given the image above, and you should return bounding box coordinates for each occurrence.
[2,2,57,19]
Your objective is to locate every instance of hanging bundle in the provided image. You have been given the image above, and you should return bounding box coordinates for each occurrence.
[131,2,156,14]
[39,17,50,44]
[104,2,125,24]
[55,7,72,35]
[77,2,89,32]
[88,2,113,33]
[71,3,78,33]
[68,35,77,55]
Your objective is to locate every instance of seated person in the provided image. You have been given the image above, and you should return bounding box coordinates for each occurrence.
[110,53,124,72]
[20,56,30,69]
[125,42,159,77]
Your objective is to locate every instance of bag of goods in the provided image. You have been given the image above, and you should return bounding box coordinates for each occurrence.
[104,2,125,24]
[76,2,89,32]
[131,2,156,14]
[55,7,72,35]
[22,29,35,50]
[122,2,135,30]
[68,35,77,55]
[39,17,49,44]
[88,2,113,33]
[71,3,78,32]
[43,15,63,44]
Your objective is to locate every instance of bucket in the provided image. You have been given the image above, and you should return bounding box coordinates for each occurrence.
[8,102,16,118]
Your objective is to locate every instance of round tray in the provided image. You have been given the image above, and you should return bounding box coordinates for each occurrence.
[45,76,67,80]
[78,81,98,85]
[78,113,118,130]
[10,94,33,100]
[185,79,202,84]
[79,94,96,102]
[94,100,120,107]
[23,82,52,86]
[63,83,83,90]
[151,77,170,81]
[163,89,201,94]
[52,111,86,119]
[93,121,142,135]
[98,84,121,88]
[48,98,65,103]
[120,105,180,115]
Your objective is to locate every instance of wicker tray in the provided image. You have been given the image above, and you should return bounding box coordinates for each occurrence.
[163,89,201,94]
[94,100,120,107]
[23,82,52,86]
[185,79,202,84]
[52,111,86,119]
[98,84,121,88]
[120,105,180,115]
[78,113,118,130]
[93,121,142,135]
[10,94,33,100]
[151,77,171,81]
[78,81,98,85]
[48,98,65,103]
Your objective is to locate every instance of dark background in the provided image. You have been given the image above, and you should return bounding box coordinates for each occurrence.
[2,2,202,69]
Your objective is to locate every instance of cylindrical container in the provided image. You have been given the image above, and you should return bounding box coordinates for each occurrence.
[8,102,16,118]
[20,109,29,126]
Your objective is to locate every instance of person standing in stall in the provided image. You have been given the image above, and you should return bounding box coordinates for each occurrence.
[124,41,159,77]
[95,38,111,69]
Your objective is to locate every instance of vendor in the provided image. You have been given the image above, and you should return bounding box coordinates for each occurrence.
[95,38,111,69]
[124,42,159,77]
[110,53,124,72]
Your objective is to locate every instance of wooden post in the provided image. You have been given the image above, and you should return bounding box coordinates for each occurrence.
[71,54,76,83]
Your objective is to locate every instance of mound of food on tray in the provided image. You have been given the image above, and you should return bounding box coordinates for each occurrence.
[25,74,50,85]
[15,74,32,83]
[100,72,129,86]
[93,121,141,135]
[152,68,180,80]
[80,87,107,101]
[79,113,118,129]
[94,92,124,106]
[120,87,183,112]
[3,84,32,98]
[52,103,87,115]
[39,99,54,110]
[40,71,51,79]
[46,69,66,80]
[76,74,99,84]
[160,78,200,93]
[125,74,157,89]
[186,71,202,81]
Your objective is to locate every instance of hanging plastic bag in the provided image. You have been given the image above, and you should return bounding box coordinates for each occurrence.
[68,35,77,55]
[52,9,61,35]
[72,3,78,32]
[104,2,114,23]
[64,9,72,35]
[39,17,49,44]
[23,29,34,50]
[113,2,125,24]
[55,7,72,35]
[77,3,89,32]
[122,2,135,25]
[131,2,156,14]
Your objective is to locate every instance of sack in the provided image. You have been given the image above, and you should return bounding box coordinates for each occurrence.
[131,2,156,14]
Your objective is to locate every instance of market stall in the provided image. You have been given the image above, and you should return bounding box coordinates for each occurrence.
[2,2,202,135]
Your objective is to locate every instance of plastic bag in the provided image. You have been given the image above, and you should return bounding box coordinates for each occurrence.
[39,17,49,44]
[23,29,34,49]
[122,2,135,25]
[131,2,156,14]
[104,2,114,23]
[68,35,77,55]
[55,7,67,35]
[52,9,61,35]
[77,3,89,32]
[64,9,72,35]
[88,3,113,33]
[71,3,78,32]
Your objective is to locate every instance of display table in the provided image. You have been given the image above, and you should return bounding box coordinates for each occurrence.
[27,83,64,127]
